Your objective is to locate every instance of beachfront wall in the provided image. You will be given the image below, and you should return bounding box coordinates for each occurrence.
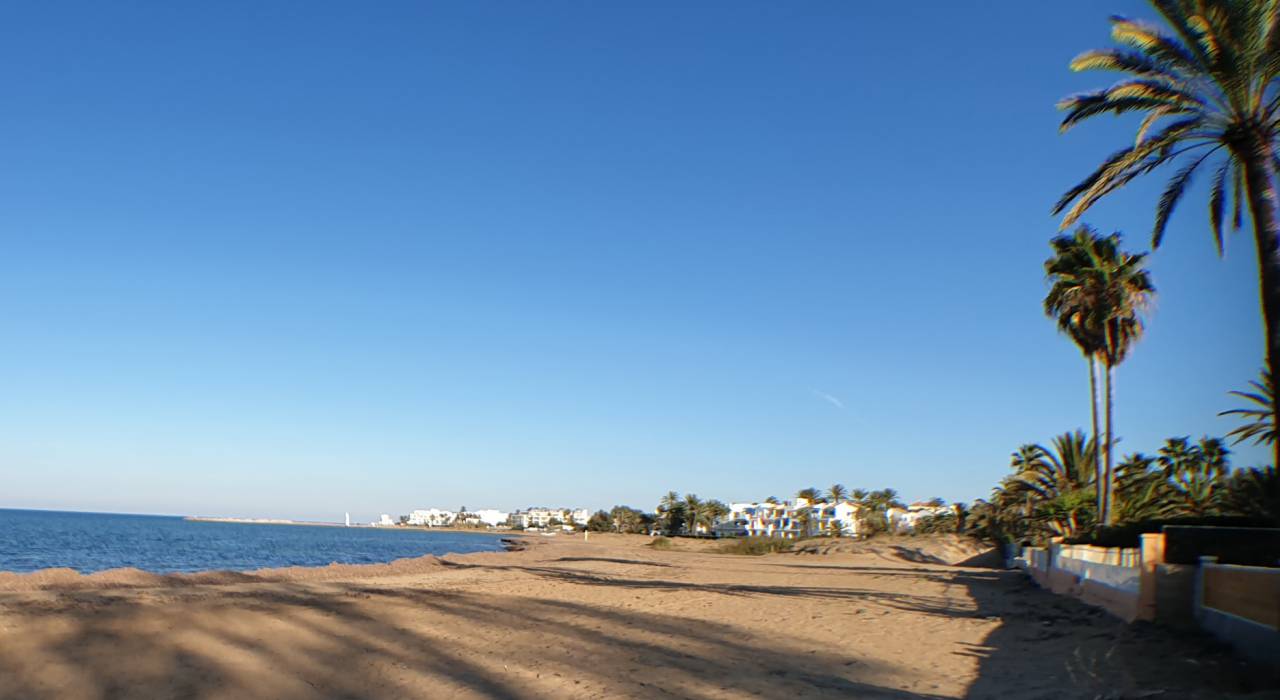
[1052,543,1142,621]
[1015,535,1162,623]
[1195,557,1280,667]
[1017,531,1279,632]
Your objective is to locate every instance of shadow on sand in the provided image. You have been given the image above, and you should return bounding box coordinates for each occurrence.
[0,551,1274,699]
[0,580,942,699]
[440,556,1277,699]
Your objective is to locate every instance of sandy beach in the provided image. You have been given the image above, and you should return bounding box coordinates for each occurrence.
[0,534,1271,699]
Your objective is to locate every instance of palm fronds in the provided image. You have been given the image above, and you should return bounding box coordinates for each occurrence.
[1056,2,1279,252]
[1220,369,1277,445]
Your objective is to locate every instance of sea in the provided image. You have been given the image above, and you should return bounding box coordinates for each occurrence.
[0,508,508,574]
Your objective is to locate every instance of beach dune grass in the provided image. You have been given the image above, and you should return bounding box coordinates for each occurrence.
[717,537,794,555]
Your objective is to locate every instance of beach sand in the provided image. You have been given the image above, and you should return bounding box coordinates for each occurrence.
[0,533,1271,699]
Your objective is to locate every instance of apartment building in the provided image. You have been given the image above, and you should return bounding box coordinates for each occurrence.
[712,499,863,539]
[407,508,457,527]
[511,507,591,530]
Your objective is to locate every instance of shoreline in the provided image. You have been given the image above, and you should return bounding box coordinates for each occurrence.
[0,535,530,592]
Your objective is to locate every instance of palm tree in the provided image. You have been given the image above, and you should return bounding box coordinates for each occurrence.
[1054,2,1280,469]
[1012,433,1098,499]
[1045,229,1107,510]
[970,475,1037,544]
[828,484,848,503]
[1224,465,1280,524]
[1221,369,1276,445]
[1158,436,1231,516]
[1112,453,1176,522]
[796,487,823,504]
[699,500,729,534]
[1094,234,1155,524]
[683,493,702,535]
[849,488,902,535]
[867,488,905,510]
[1010,432,1099,538]
[1045,227,1154,524]
[658,491,684,536]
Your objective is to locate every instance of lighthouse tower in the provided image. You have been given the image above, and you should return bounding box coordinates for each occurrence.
[345,512,351,527]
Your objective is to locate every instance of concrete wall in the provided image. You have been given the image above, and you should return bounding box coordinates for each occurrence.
[1016,536,1280,670]
[1015,541,1143,621]
[1195,557,1280,668]
[1152,563,1197,628]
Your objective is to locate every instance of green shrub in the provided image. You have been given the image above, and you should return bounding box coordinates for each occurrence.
[648,536,673,550]
[717,537,793,555]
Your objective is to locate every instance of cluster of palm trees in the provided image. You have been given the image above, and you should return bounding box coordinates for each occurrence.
[971,430,1277,544]
[790,485,908,535]
[793,485,904,510]
[973,1,1280,544]
[584,505,653,534]
[654,492,730,536]
[647,486,913,538]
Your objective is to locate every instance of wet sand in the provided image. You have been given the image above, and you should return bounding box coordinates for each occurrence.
[0,534,1271,699]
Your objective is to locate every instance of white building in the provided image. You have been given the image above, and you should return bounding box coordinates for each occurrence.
[454,509,510,528]
[407,508,457,527]
[886,503,954,533]
[511,507,589,530]
[377,514,396,527]
[712,499,864,539]
[471,509,510,528]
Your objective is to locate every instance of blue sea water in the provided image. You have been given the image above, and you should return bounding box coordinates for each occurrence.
[0,509,507,574]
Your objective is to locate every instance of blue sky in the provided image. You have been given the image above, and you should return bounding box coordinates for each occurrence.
[0,1,1266,521]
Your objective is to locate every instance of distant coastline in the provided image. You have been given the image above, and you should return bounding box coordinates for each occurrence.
[184,516,514,536]
[185,516,343,527]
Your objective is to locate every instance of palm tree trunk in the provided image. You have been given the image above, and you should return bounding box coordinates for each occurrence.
[1237,132,1280,471]
[1103,361,1115,526]
[1088,356,1102,518]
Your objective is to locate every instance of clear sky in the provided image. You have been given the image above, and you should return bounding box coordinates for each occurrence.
[0,1,1266,522]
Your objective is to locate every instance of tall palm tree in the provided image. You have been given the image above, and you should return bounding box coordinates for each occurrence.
[1054,1,1280,469]
[1094,235,1156,524]
[828,484,848,503]
[1220,368,1277,445]
[1045,228,1107,510]
[1046,227,1154,524]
